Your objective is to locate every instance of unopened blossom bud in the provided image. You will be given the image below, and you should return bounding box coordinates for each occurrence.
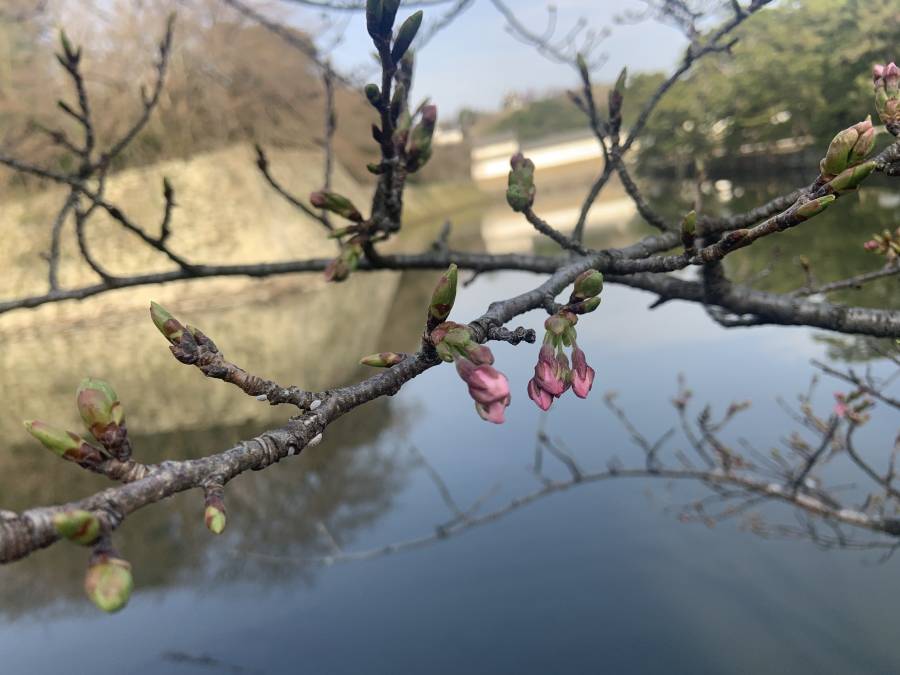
[874,62,900,133]
[527,378,553,411]
[463,343,494,366]
[428,263,458,323]
[391,10,423,63]
[150,301,185,343]
[475,396,511,424]
[324,244,362,282]
[572,269,604,300]
[533,344,567,397]
[53,510,101,546]
[360,352,405,367]
[381,0,401,33]
[204,505,226,535]
[407,104,437,172]
[456,359,511,424]
[571,345,595,399]
[864,239,880,251]
[75,379,127,462]
[506,153,536,212]
[204,486,227,535]
[309,191,364,222]
[795,195,836,220]
[366,0,384,39]
[827,160,876,193]
[23,420,106,465]
[430,321,466,360]
[544,313,573,340]
[848,117,875,164]
[84,552,133,613]
[365,83,381,106]
[820,117,873,176]
[570,296,601,314]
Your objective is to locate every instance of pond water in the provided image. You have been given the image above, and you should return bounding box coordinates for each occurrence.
[1,171,899,674]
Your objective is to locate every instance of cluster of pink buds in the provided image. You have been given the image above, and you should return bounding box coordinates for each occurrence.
[863,227,900,261]
[527,269,602,411]
[874,62,900,135]
[425,265,511,424]
[432,321,511,424]
[833,391,873,425]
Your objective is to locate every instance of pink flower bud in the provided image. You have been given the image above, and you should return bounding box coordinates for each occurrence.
[571,346,595,399]
[475,396,510,424]
[533,345,566,396]
[834,393,848,418]
[457,361,509,403]
[874,64,885,80]
[864,239,880,251]
[455,358,511,423]
[527,378,553,411]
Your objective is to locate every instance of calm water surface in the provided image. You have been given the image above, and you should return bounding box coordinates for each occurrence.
[1,173,899,674]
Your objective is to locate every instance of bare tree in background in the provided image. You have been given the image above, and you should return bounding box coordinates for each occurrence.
[0,0,899,613]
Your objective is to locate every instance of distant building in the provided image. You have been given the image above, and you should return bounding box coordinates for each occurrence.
[470,129,610,183]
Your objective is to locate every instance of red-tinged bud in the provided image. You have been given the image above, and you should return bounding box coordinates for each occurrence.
[874,62,900,134]
[820,122,864,177]
[527,378,553,411]
[309,191,364,222]
[84,552,133,613]
[795,195,835,220]
[455,359,511,424]
[53,510,101,546]
[428,264,457,323]
[571,345,595,399]
[464,343,494,366]
[849,117,875,164]
[533,345,566,397]
[475,396,510,424]
[507,153,536,212]
[864,239,880,251]
[407,104,437,172]
[75,379,131,460]
[23,420,107,465]
[76,378,123,430]
[204,505,226,535]
[570,296,602,314]
[572,269,603,300]
[360,352,405,367]
[150,301,185,343]
[324,244,362,282]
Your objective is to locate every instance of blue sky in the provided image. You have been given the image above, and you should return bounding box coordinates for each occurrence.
[282,0,688,116]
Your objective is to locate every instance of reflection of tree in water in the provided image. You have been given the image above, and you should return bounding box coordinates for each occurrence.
[232,356,900,571]
[0,375,418,619]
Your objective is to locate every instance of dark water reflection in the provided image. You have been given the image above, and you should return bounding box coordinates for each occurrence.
[1,175,899,674]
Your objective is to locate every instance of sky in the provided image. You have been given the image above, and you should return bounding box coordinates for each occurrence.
[281,0,689,116]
